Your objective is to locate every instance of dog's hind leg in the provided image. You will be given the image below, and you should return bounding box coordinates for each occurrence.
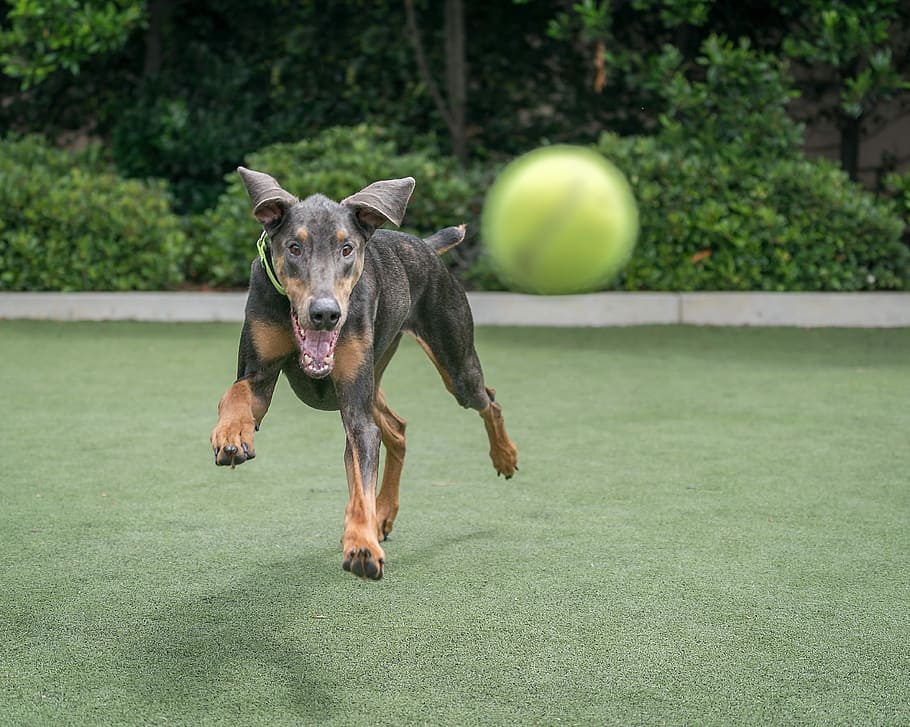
[408,290,518,479]
[373,388,406,540]
[371,333,407,540]
[477,385,518,479]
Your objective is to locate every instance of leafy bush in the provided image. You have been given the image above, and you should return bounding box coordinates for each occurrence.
[605,33,908,291]
[191,125,491,288]
[467,33,906,293]
[195,123,907,292]
[596,133,908,291]
[656,35,805,163]
[885,170,910,241]
[0,135,187,291]
[466,34,906,293]
[110,45,267,216]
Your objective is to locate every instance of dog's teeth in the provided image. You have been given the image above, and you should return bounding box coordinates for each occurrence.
[325,354,334,367]
[303,353,314,365]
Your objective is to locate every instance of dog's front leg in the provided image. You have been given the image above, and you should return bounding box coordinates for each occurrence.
[333,339,385,579]
[211,318,287,467]
[340,414,384,579]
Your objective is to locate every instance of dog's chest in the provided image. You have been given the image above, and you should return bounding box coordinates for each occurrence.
[283,365,339,411]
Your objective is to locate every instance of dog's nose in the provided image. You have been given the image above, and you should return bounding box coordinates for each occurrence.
[309,298,341,330]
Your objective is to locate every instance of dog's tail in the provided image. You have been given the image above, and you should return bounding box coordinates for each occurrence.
[423,224,466,256]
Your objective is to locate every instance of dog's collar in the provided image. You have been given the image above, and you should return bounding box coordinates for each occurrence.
[256,231,287,297]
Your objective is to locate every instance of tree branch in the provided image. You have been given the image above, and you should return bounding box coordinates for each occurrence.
[404,0,457,138]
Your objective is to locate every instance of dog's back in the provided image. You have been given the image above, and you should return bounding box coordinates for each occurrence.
[358,227,471,345]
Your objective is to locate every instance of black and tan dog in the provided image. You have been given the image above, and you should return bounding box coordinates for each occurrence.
[211,167,518,579]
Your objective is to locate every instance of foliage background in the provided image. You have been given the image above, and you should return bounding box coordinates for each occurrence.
[0,0,908,291]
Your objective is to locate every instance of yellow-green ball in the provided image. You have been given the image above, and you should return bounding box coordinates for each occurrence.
[482,145,639,295]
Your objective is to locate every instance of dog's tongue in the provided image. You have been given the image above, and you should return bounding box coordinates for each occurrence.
[302,329,335,360]
[299,329,338,378]
[291,310,340,378]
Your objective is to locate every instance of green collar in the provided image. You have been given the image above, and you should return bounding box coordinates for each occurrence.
[256,231,287,297]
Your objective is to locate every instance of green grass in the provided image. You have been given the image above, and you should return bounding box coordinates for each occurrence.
[1,321,908,726]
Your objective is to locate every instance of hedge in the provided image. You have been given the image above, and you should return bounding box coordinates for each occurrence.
[603,35,908,292]
[194,122,907,294]
[1,129,906,293]
[0,136,187,291]
[599,133,909,292]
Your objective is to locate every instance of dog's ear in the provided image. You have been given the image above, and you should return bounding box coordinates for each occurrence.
[341,177,415,234]
[237,166,298,228]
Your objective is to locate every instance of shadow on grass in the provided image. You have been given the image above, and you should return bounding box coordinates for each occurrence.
[124,554,342,723]
[120,520,507,725]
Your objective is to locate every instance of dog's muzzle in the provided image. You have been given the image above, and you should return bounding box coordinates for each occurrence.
[292,306,341,378]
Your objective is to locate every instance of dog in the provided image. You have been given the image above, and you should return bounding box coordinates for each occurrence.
[210,167,518,579]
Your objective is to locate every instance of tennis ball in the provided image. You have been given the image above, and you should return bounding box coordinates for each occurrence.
[482,145,639,295]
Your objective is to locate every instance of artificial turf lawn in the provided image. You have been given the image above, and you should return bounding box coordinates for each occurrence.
[1,321,908,726]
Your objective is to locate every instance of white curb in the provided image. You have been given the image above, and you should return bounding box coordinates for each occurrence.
[0,292,247,322]
[467,292,680,327]
[0,291,908,327]
[679,292,910,328]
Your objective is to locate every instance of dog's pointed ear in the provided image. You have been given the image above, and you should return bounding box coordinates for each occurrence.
[341,177,415,234]
[237,166,298,228]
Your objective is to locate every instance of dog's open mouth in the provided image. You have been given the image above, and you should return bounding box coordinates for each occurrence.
[292,311,340,379]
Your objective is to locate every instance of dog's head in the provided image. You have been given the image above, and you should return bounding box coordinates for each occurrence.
[237,166,414,378]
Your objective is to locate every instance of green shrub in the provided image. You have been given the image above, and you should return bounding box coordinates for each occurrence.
[656,35,804,164]
[194,122,908,293]
[0,135,187,291]
[191,125,491,288]
[110,46,265,216]
[885,170,910,240]
[596,133,908,291]
[575,34,908,292]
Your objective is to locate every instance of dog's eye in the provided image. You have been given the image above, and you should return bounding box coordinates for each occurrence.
[341,244,355,258]
[288,243,303,257]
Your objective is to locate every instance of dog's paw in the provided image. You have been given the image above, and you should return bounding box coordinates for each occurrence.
[375,501,398,542]
[491,439,518,479]
[211,418,256,468]
[376,517,393,542]
[341,535,385,580]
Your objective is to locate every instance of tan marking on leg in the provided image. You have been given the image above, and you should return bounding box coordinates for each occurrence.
[341,437,385,579]
[330,334,371,385]
[250,320,295,362]
[409,333,455,395]
[373,388,406,540]
[211,379,259,466]
[479,386,518,478]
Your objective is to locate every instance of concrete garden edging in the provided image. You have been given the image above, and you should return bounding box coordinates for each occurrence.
[1,291,908,327]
